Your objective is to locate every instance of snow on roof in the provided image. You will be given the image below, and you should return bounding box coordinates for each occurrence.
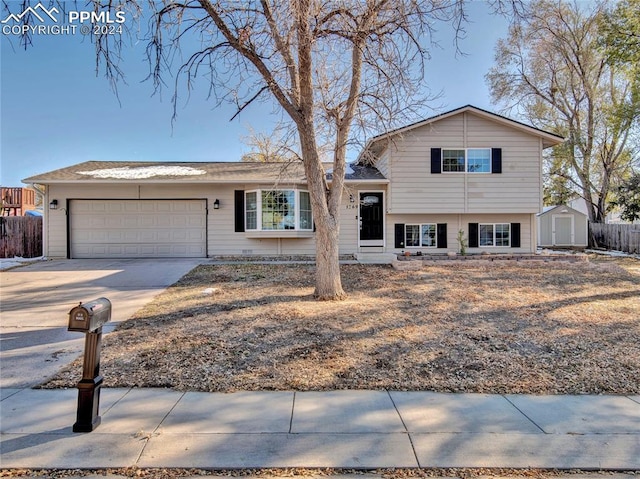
[24,160,386,184]
[77,165,207,179]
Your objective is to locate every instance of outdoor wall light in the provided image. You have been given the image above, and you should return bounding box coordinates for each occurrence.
[213,199,220,209]
[49,199,58,210]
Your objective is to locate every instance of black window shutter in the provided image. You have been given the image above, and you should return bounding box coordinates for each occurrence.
[468,223,479,248]
[511,222,521,248]
[437,223,447,248]
[431,148,442,174]
[394,223,405,248]
[491,148,502,174]
[234,190,245,232]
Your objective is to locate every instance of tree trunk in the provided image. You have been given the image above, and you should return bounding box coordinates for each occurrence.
[296,108,346,300]
[295,0,345,301]
[314,213,346,300]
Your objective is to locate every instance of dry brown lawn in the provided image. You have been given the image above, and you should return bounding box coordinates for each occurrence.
[43,256,640,394]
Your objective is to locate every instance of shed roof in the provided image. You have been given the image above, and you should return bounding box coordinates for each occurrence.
[537,204,588,217]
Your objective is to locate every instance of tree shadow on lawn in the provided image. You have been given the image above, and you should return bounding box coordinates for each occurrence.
[39,264,640,394]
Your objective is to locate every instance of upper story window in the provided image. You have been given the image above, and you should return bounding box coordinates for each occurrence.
[245,189,313,231]
[442,150,466,172]
[442,148,492,173]
[467,149,491,172]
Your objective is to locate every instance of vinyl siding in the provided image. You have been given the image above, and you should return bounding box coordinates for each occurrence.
[385,112,543,214]
[462,213,535,253]
[45,182,374,258]
[346,186,388,249]
[386,213,536,254]
[386,214,459,251]
[375,149,390,178]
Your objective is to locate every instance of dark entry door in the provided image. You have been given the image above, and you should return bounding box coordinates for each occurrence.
[359,192,384,244]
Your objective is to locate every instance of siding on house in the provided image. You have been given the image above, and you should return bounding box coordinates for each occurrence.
[46,182,388,258]
[340,185,387,249]
[47,183,315,258]
[386,213,536,254]
[384,112,543,214]
[375,149,390,179]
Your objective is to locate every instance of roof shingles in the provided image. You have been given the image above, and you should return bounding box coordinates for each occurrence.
[23,160,385,184]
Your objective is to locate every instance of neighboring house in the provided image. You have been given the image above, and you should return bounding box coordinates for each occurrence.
[22,105,564,259]
[567,197,640,225]
[537,205,588,248]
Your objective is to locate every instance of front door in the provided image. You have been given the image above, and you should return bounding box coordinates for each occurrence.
[359,192,384,246]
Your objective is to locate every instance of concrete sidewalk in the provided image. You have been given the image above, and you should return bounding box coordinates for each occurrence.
[1,388,638,470]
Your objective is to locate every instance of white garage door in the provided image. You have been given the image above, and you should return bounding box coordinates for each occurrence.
[70,199,207,258]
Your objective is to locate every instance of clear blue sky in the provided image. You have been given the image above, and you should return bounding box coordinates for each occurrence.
[1,2,508,187]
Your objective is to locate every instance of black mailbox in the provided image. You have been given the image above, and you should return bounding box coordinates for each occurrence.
[68,298,112,332]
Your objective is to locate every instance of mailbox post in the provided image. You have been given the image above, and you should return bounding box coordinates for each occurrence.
[67,298,111,432]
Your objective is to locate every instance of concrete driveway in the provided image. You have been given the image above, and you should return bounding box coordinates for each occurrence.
[0,259,203,389]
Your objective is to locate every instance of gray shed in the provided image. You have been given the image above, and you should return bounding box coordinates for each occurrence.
[537,205,588,248]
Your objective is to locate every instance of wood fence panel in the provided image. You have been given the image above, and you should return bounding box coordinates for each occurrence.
[0,216,43,258]
[589,223,640,254]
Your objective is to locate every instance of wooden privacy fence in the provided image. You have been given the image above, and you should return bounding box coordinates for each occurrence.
[589,223,640,254]
[0,216,43,258]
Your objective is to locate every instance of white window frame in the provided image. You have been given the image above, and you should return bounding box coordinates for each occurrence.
[442,148,492,173]
[405,223,437,248]
[245,189,313,232]
[479,223,510,247]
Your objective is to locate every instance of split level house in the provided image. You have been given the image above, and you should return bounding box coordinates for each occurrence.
[23,105,564,260]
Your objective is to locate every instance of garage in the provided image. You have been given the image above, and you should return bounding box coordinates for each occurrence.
[69,199,207,258]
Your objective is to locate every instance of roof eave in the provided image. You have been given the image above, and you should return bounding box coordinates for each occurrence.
[342,178,389,184]
[22,178,308,185]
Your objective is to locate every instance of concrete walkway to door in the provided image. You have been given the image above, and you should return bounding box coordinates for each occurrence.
[0,259,203,389]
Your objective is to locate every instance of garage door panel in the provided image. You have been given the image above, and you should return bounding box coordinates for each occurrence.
[186,231,206,241]
[173,230,190,241]
[108,203,125,213]
[161,217,176,228]
[137,203,154,213]
[120,231,137,241]
[86,217,106,228]
[137,231,154,241]
[122,216,140,228]
[86,203,106,213]
[70,199,207,258]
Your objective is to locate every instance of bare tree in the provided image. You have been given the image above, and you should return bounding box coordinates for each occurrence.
[119,0,468,300]
[486,0,640,222]
[240,125,298,162]
[6,0,518,299]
